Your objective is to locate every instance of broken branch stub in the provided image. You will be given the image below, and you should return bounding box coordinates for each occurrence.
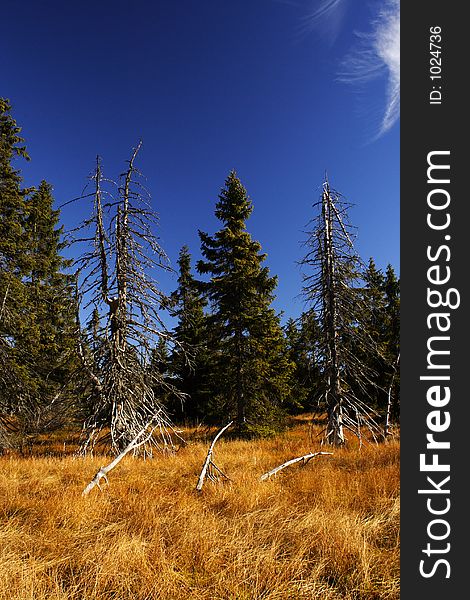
[196,421,233,492]
[260,451,333,482]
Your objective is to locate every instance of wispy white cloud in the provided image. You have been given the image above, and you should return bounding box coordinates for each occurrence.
[302,0,400,138]
[338,0,400,136]
[298,0,349,43]
[375,1,400,134]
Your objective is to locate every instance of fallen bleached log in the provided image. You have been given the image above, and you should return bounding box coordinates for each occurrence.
[260,451,333,481]
[82,422,158,496]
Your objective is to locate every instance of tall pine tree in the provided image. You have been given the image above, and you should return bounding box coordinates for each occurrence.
[284,312,321,414]
[19,181,77,433]
[359,259,400,412]
[383,263,400,361]
[0,100,77,445]
[359,258,388,408]
[197,171,292,436]
[169,245,211,423]
[0,98,31,444]
[0,99,30,279]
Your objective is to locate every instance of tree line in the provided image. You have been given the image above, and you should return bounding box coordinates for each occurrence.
[0,99,399,453]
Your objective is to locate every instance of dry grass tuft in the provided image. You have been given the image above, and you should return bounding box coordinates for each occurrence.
[0,418,399,599]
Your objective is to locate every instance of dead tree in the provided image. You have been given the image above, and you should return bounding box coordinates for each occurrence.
[384,353,400,439]
[301,178,383,445]
[70,143,186,454]
[196,421,232,491]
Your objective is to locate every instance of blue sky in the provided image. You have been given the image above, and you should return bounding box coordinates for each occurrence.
[2,0,399,323]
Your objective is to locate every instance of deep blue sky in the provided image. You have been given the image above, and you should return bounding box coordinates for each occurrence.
[2,0,399,323]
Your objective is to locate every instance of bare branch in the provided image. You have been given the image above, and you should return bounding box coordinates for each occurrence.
[196,421,233,491]
[82,419,158,496]
[260,452,333,481]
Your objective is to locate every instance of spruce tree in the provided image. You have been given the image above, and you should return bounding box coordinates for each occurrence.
[359,258,388,408]
[0,98,30,277]
[359,259,400,413]
[149,337,173,414]
[383,263,400,360]
[1,100,76,444]
[169,245,211,423]
[284,312,321,414]
[0,98,30,349]
[197,171,292,436]
[18,181,77,432]
[0,99,33,441]
[363,258,386,338]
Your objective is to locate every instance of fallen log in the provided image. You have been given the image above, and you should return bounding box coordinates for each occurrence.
[260,451,333,481]
[196,421,233,492]
[82,422,158,496]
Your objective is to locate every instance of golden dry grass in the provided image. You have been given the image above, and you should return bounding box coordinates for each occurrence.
[0,418,399,600]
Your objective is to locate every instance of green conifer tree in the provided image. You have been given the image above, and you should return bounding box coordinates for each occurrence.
[169,245,211,423]
[360,259,400,409]
[197,171,292,436]
[0,98,30,324]
[0,99,33,439]
[383,263,400,358]
[18,181,77,432]
[352,258,389,410]
[284,313,321,414]
[363,258,386,338]
[1,100,77,444]
[0,98,30,277]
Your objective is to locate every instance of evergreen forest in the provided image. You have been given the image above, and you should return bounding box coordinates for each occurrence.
[0,99,400,453]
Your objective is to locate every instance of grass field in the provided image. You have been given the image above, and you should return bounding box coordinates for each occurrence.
[0,418,399,599]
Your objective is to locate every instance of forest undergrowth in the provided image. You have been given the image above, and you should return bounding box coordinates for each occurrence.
[0,416,399,600]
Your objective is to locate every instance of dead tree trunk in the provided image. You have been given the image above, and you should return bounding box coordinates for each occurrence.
[301,177,384,446]
[384,353,400,439]
[322,183,345,445]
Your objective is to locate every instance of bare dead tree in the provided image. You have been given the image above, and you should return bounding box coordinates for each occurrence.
[384,352,400,439]
[301,178,384,445]
[70,143,186,455]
